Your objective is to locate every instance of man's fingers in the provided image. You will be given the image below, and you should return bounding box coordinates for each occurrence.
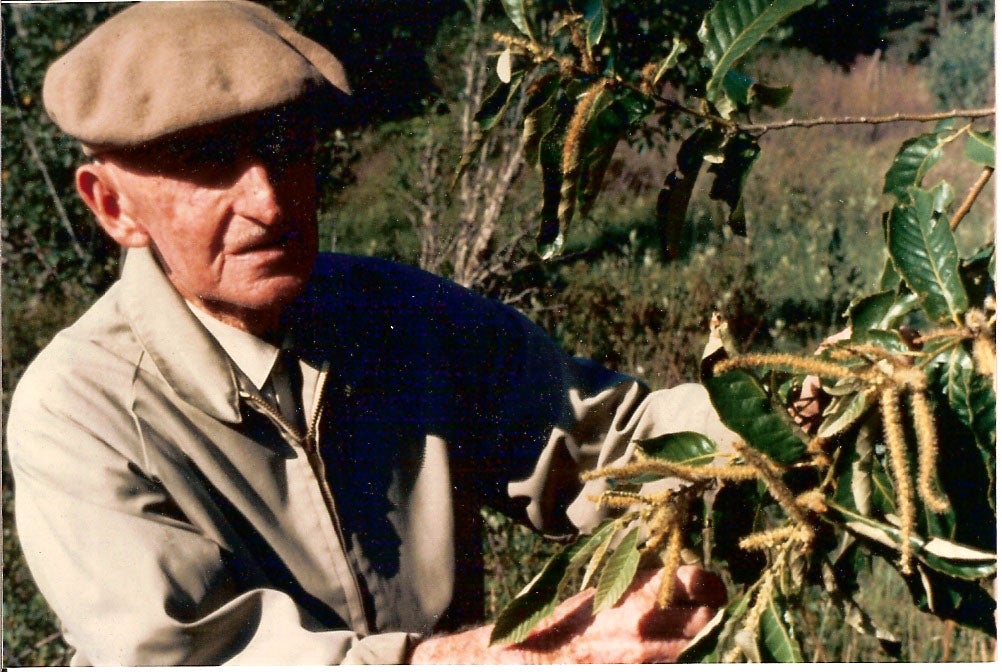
[638,604,719,639]
[670,565,728,606]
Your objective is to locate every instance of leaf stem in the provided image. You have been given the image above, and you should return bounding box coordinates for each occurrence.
[949,166,994,231]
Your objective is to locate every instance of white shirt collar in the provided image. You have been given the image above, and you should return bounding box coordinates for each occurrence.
[185,301,279,391]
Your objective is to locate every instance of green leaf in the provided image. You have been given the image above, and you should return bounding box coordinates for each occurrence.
[705,369,806,464]
[722,69,792,110]
[887,188,969,322]
[846,290,919,339]
[698,0,815,114]
[657,126,724,258]
[500,0,533,38]
[882,131,951,201]
[580,523,617,589]
[489,540,573,644]
[651,38,687,86]
[592,527,641,612]
[636,431,718,466]
[707,132,760,235]
[965,130,994,168]
[576,0,606,51]
[817,388,875,439]
[537,108,568,254]
[759,589,804,662]
[474,73,525,131]
[490,522,614,645]
[826,502,996,580]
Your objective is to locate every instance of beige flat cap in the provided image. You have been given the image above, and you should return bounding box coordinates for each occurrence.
[43,0,352,149]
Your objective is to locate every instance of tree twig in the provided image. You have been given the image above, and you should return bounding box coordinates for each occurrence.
[740,108,995,134]
[950,166,994,231]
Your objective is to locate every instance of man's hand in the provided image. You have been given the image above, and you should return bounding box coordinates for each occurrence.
[409,565,726,664]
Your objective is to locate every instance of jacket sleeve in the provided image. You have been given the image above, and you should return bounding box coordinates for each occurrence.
[489,309,740,537]
[7,360,419,666]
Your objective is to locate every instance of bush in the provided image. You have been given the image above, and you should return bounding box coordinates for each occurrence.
[926,15,995,110]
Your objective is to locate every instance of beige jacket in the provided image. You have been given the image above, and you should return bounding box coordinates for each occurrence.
[8,247,736,665]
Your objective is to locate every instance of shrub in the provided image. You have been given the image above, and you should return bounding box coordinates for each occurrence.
[926,15,995,110]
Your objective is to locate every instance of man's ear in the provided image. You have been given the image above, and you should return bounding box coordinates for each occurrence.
[75,163,150,248]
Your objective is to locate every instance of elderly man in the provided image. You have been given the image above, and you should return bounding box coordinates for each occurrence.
[8,1,736,665]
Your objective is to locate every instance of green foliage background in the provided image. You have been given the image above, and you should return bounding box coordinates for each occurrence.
[2,0,995,665]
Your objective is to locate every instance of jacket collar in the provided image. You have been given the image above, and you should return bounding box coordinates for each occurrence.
[119,247,244,422]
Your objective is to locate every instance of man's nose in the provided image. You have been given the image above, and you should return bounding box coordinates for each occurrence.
[233,161,282,225]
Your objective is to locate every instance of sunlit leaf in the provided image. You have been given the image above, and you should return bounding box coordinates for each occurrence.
[635,431,717,466]
[964,129,994,168]
[818,389,875,439]
[826,502,996,580]
[887,187,969,323]
[593,527,641,612]
[705,369,806,464]
[699,0,814,115]
[883,131,952,201]
[759,589,804,662]
[489,540,573,644]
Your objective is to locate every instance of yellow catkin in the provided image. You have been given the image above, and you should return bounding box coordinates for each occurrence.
[973,336,996,383]
[880,387,914,574]
[657,525,684,607]
[567,20,597,73]
[890,366,926,392]
[911,391,949,513]
[596,492,652,510]
[806,435,831,469]
[739,525,799,551]
[562,81,604,176]
[583,456,759,484]
[914,327,969,344]
[734,444,811,530]
[714,353,858,382]
[639,62,657,96]
[795,489,828,514]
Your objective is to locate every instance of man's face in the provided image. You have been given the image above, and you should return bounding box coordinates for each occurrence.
[100,105,319,332]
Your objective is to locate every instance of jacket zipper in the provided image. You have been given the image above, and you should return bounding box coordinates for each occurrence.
[241,362,371,635]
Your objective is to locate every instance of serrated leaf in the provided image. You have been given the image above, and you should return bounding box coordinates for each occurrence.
[826,502,996,580]
[537,109,567,251]
[707,132,760,235]
[846,290,919,339]
[887,188,969,322]
[489,541,573,644]
[490,522,614,645]
[722,69,792,109]
[657,126,724,258]
[592,527,641,612]
[883,131,950,201]
[500,0,533,38]
[818,388,875,438]
[861,328,911,353]
[474,72,525,131]
[698,0,814,114]
[580,523,617,589]
[965,130,994,168]
[705,369,806,464]
[759,590,804,662]
[635,431,718,466]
